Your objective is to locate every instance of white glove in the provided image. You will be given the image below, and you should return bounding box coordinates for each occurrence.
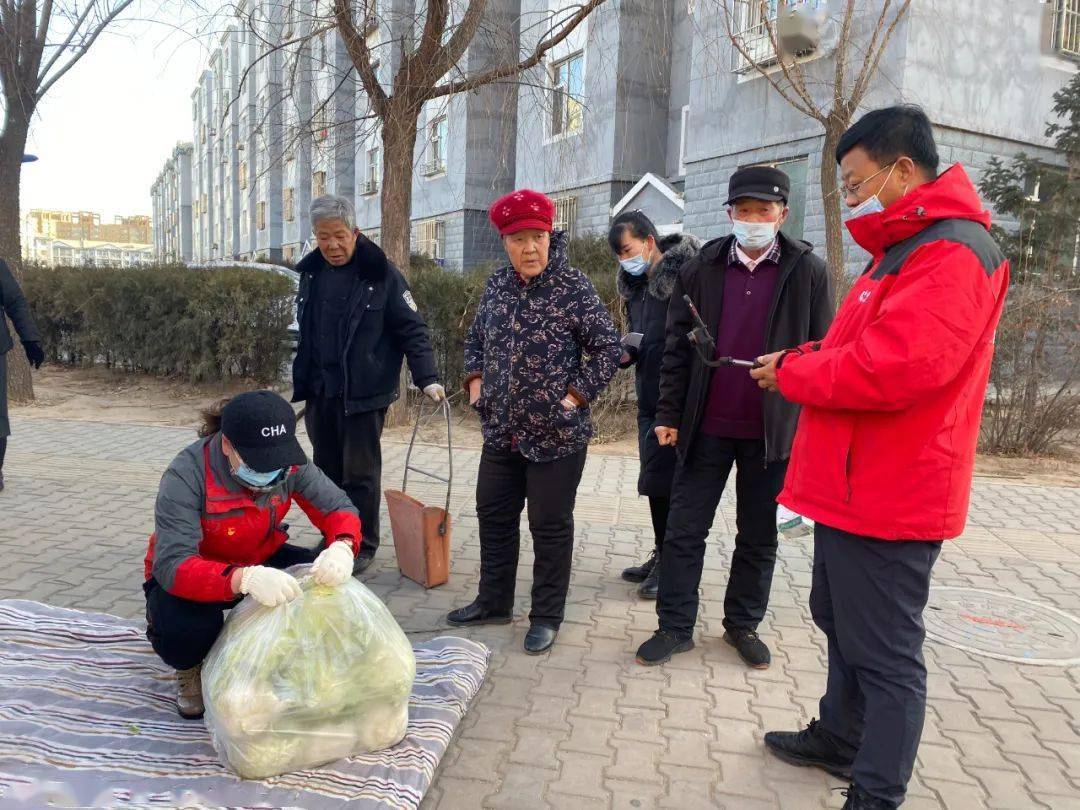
[423,383,446,402]
[239,566,303,607]
[311,541,355,587]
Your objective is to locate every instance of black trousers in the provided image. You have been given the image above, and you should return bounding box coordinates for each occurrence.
[648,495,670,552]
[304,396,386,560]
[143,544,317,671]
[475,445,587,629]
[812,523,941,806]
[656,435,786,636]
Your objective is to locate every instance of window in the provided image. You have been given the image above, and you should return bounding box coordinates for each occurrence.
[257,201,266,231]
[678,105,690,176]
[284,187,295,221]
[283,0,295,37]
[550,52,584,136]
[364,147,381,194]
[1055,0,1080,59]
[552,195,578,238]
[313,171,327,197]
[425,116,447,175]
[413,219,445,261]
[239,162,248,189]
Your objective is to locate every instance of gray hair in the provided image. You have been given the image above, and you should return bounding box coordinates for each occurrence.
[310,194,356,230]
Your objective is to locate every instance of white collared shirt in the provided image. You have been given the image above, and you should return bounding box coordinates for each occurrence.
[734,239,779,273]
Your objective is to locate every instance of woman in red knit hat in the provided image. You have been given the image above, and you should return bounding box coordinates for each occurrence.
[446,189,621,654]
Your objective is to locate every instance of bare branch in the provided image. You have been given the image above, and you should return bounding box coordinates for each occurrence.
[401,0,449,86]
[37,0,136,98]
[427,0,607,100]
[35,0,96,85]
[720,1,822,122]
[849,0,911,110]
[759,0,819,115]
[333,0,387,114]
[427,0,489,85]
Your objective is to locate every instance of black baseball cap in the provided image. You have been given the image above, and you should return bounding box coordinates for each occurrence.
[725,165,790,205]
[220,390,307,472]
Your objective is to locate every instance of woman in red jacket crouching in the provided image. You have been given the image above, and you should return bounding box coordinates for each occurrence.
[142,390,361,719]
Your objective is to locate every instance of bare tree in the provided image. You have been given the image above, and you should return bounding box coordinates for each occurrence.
[719,0,911,289]
[0,0,136,400]
[332,0,608,270]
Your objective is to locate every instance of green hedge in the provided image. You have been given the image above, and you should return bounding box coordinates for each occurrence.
[22,264,296,384]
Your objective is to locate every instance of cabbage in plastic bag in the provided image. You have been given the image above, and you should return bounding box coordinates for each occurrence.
[201,564,416,779]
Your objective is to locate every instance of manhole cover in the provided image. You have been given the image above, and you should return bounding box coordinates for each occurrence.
[924,587,1080,666]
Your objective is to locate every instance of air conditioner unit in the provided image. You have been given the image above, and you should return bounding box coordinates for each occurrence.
[363,180,379,195]
[777,5,821,57]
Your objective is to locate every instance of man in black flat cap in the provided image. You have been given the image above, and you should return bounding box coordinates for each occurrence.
[635,165,834,668]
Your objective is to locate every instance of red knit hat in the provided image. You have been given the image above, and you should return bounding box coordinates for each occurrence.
[489,189,555,236]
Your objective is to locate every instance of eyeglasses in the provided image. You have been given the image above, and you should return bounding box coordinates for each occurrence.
[839,162,896,198]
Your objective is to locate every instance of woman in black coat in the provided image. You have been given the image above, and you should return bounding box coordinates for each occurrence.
[0,259,44,492]
[609,212,700,598]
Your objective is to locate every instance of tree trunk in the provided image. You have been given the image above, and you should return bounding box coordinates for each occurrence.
[378,100,421,271]
[819,114,849,304]
[379,99,422,426]
[0,123,35,403]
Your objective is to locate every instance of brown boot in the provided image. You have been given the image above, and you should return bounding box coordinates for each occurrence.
[176,665,204,719]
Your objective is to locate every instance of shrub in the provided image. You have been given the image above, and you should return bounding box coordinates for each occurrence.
[22,264,295,385]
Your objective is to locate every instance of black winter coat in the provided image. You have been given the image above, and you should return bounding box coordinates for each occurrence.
[617,233,700,497]
[0,260,41,355]
[291,237,439,415]
[656,232,834,464]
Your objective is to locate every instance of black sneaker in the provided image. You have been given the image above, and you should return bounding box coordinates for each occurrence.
[723,627,771,669]
[635,630,694,666]
[840,783,897,809]
[621,550,657,583]
[637,562,659,599]
[764,718,857,780]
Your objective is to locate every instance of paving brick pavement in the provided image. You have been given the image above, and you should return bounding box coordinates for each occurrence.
[1,414,1079,809]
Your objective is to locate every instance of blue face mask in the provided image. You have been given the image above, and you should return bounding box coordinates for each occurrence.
[234,463,284,490]
[619,253,649,277]
[847,193,886,220]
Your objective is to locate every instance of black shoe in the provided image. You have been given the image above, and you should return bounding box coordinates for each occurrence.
[635,630,694,666]
[523,624,557,654]
[0,471,4,492]
[841,783,897,809]
[723,627,771,669]
[637,562,659,599]
[764,718,857,780]
[353,551,375,575]
[447,600,513,627]
[621,550,657,583]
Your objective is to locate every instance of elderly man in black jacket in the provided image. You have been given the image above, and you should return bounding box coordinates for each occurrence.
[292,194,443,574]
[0,259,45,492]
[636,166,834,669]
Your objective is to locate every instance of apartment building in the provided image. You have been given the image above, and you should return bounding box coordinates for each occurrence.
[152,0,1077,269]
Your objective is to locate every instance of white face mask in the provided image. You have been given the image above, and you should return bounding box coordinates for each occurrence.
[731,219,777,251]
[619,253,649,276]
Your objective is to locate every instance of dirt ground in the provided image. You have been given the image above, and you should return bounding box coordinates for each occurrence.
[11,365,1078,486]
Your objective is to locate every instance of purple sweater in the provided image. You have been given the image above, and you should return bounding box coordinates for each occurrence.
[700,242,780,440]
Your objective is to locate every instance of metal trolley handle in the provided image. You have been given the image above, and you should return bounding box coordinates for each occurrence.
[401,397,453,535]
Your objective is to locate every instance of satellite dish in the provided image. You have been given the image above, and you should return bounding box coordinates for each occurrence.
[22,154,38,163]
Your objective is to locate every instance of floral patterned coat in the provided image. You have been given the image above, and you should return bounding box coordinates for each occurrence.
[463,231,621,462]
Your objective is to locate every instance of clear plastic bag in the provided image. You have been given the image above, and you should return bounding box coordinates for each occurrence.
[201,565,416,779]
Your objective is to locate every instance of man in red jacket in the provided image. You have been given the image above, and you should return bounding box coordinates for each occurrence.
[751,106,1009,809]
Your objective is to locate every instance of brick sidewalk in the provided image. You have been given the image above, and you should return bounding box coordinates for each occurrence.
[1,415,1078,809]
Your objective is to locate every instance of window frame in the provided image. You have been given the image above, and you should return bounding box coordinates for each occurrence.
[549,50,584,138]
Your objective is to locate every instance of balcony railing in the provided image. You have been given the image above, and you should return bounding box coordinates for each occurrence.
[362,179,380,195]
[1055,0,1080,60]
[422,158,446,176]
